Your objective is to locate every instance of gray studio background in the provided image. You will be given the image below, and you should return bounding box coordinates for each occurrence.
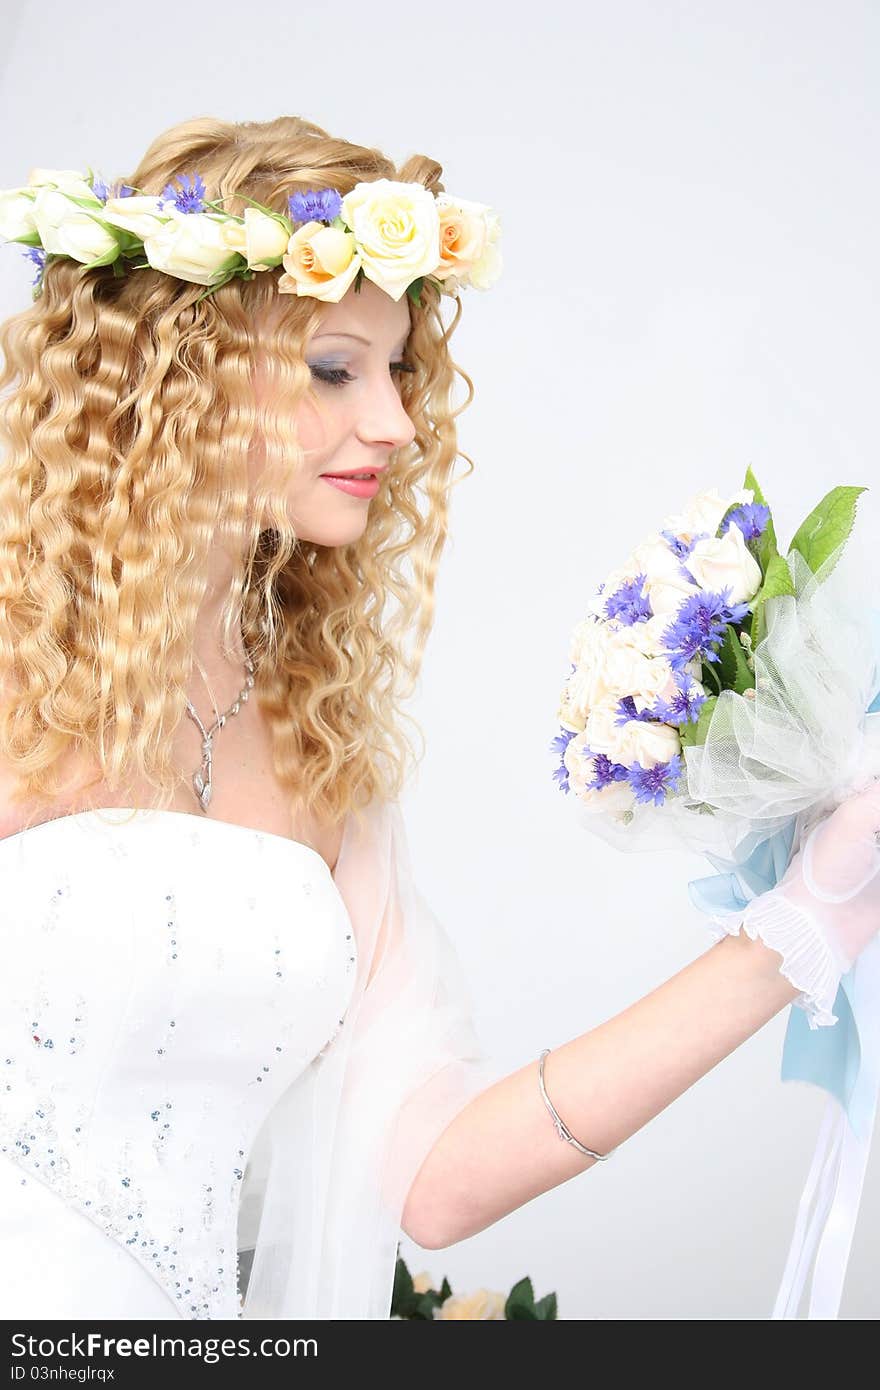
[1,1,876,1320]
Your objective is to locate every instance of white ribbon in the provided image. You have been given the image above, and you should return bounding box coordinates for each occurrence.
[772,938,880,1318]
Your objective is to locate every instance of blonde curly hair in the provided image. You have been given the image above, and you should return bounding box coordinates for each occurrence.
[0,114,476,837]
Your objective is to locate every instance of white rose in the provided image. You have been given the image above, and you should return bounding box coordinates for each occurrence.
[563,729,596,780]
[645,576,701,617]
[635,663,704,716]
[625,719,681,769]
[27,167,98,201]
[662,487,754,542]
[569,614,611,671]
[99,195,170,241]
[220,207,290,270]
[433,1289,507,1320]
[563,732,635,818]
[685,522,762,605]
[556,683,587,732]
[142,209,244,285]
[31,187,120,264]
[339,178,441,301]
[568,615,596,666]
[0,189,39,241]
[603,627,674,710]
[466,207,502,290]
[600,631,652,700]
[627,613,675,659]
[633,665,681,716]
[629,534,701,616]
[559,656,607,727]
[629,534,683,583]
[431,194,489,284]
[583,697,640,763]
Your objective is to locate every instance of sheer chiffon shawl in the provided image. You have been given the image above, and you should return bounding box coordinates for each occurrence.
[237,797,498,1318]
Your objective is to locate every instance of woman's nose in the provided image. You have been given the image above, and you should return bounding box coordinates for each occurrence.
[358,378,417,451]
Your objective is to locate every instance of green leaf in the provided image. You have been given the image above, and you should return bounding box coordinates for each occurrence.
[64,192,108,213]
[534,1292,558,1319]
[749,550,796,647]
[700,658,723,695]
[505,1299,537,1319]
[79,244,124,270]
[508,1274,534,1303]
[717,624,756,693]
[390,1256,418,1318]
[406,276,425,306]
[788,485,867,576]
[505,1276,536,1319]
[439,1276,453,1300]
[414,1290,443,1320]
[206,192,293,235]
[716,471,773,562]
[679,694,718,748]
[8,230,42,248]
[743,466,780,571]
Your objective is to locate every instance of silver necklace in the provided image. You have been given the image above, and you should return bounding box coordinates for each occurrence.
[185,656,255,813]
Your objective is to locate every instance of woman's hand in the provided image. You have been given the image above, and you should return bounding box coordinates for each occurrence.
[729,779,880,1027]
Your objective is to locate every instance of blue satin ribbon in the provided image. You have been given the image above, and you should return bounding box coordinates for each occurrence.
[687,682,880,1143]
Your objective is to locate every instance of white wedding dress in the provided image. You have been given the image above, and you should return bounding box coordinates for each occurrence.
[0,801,497,1321]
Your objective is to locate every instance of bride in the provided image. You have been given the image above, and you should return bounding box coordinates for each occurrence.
[0,113,877,1321]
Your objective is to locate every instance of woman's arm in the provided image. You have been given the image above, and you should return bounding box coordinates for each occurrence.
[401,930,799,1250]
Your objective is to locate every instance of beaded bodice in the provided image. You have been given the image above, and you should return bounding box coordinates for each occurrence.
[0,808,358,1320]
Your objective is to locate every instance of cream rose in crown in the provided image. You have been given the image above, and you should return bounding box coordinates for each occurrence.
[0,165,503,308]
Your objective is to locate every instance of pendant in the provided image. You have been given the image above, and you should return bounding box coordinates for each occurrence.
[192,769,212,811]
[193,740,213,811]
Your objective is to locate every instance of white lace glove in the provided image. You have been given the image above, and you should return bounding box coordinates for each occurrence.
[713,780,880,1029]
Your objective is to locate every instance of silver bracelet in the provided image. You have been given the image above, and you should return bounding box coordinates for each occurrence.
[538,1048,613,1161]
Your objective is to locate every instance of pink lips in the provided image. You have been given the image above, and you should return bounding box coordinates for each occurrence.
[321,474,381,499]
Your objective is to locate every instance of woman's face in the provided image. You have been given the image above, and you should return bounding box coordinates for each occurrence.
[251,276,417,546]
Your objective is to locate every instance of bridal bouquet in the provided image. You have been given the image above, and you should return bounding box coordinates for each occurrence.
[550,470,879,857]
[549,469,880,1322]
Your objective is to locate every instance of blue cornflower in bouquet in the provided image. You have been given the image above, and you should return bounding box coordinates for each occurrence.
[550,471,871,840]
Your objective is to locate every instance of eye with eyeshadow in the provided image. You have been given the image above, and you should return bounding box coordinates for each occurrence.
[308,361,417,388]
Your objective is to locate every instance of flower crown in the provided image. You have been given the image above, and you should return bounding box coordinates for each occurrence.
[0,167,503,307]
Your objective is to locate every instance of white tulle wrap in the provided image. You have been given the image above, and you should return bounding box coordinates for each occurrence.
[236,796,500,1319]
[684,539,880,1023]
[685,540,880,849]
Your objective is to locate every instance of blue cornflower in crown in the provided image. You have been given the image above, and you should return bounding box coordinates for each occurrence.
[0,165,502,306]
